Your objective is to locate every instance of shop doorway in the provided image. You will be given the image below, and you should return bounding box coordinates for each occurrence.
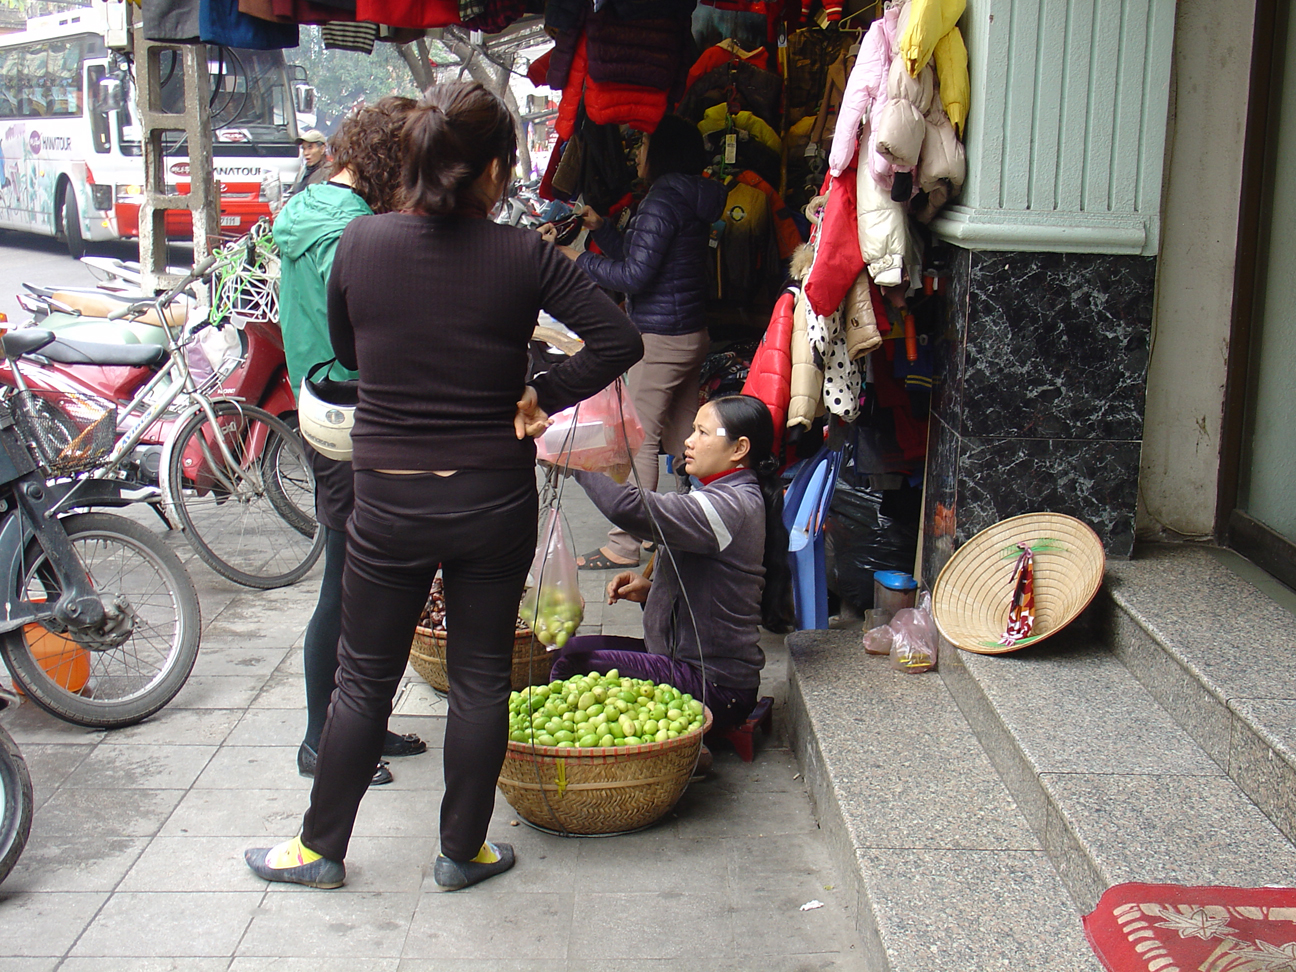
[1223,0,1296,588]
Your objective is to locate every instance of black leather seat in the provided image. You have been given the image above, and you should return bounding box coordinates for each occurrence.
[0,329,56,358]
[37,338,168,368]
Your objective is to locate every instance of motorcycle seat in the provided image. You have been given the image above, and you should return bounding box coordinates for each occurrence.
[21,284,188,330]
[36,338,168,368]
[0,329,56,359]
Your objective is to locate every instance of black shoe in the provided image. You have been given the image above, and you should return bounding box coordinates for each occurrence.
[432,842,516,890]
[245,843,345,889]
[297,742,393,786]
[383,732,427,757]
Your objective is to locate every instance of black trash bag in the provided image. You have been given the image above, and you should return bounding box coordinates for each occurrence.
[824,481,919,614]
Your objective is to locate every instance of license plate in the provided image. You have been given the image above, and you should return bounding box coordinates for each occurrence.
[220,215,239,227]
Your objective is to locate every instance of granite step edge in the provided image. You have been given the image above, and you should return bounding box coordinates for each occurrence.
[940,634,1296,912]
[786,630,1103,972]
[1101,585,1296,846]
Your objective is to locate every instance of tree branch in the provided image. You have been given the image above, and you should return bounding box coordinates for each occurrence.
[395,41,433,91]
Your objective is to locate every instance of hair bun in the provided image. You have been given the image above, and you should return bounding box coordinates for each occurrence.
[757,455,779,476]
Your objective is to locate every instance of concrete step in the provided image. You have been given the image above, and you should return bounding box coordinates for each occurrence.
[1102,544,1296,848]
[940,627,1296,913]
[786,629,1104,972]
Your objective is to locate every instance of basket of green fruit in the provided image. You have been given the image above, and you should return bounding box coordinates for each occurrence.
[496,671,712,835]
[409,576,553,693]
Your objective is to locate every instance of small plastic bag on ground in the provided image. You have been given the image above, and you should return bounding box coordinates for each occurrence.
[862,623,894,655]
[888,592,937,673]
[520,507,585,650]
[534,378,644,483]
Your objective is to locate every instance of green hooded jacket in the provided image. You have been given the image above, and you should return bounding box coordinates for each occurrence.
[272,182,370,393]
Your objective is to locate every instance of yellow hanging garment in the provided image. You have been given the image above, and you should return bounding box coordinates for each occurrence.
[933,26,969,136]
[697,103,783,155]
[898,0,965,77]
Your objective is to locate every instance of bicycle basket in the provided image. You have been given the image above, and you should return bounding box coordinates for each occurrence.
[208,223,280,325]
[12,389,118,476]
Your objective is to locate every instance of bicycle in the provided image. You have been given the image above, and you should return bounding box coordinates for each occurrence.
[3,251,323,589]
[0,357,201,729]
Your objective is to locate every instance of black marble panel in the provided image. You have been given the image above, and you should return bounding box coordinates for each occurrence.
[931,247,971,426]
[921,414,960,588]
[958,251,1154,441]
[955,436,1141,558]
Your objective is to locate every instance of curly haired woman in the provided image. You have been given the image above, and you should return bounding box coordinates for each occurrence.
[273,96,423,788]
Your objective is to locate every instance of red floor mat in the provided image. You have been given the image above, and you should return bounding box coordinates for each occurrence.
[1084,883,1296,971]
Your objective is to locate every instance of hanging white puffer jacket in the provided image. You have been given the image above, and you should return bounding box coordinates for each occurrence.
[874,55,933,171]
[913,87,966,222]
[855,123,912,288]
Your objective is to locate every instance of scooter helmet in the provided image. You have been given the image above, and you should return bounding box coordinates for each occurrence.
[298,370,356,462]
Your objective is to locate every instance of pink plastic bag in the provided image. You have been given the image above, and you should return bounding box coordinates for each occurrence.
[520,507,585,650]
[534,378,644,483]
[889,592,937,673]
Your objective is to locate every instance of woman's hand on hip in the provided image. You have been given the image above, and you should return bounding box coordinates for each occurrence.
[514,385,551,439]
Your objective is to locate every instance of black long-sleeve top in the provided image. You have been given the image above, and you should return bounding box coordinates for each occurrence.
[327,212,643,471]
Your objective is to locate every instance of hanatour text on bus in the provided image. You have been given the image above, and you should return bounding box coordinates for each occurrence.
[0,5,312,256]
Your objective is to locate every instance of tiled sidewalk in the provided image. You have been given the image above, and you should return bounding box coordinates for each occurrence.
[0,483,865,970]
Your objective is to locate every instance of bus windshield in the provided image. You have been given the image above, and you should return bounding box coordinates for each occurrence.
[120,47,297,154]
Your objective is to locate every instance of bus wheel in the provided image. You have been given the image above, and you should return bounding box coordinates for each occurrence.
[60,186,85,260]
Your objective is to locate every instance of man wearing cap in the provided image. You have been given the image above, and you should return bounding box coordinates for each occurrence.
[287,129,330,200]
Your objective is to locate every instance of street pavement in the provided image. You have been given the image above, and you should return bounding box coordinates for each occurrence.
[0,468,868,970]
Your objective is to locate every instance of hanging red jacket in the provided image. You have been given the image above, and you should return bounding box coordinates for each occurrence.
[803,168,865,317]
[554,34,589,142]
[685,41,770,95]
[586,80,667,132]
[741,290,795,453]
[354,0,458,28]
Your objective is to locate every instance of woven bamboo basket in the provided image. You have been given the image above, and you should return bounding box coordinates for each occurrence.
[931,512,1105,654]
[409,626,553,693]
[497,707,713,835]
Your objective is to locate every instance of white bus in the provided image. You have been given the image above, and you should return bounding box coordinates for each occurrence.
[0,6,305,256]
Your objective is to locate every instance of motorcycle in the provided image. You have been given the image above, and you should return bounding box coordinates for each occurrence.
[0,244,321,589]
[5,223,297,509]
[0,686,32,886]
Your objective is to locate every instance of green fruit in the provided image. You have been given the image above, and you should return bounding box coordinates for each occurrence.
[537,733,556,746]
[599,734,615,747]
[578,733,599,747]
[623,736,641,746]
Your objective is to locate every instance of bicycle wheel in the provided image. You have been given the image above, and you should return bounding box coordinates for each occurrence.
[0,512,201,728]
[163,402,323,588]
[263,416,315,538]
[0,724,32,885]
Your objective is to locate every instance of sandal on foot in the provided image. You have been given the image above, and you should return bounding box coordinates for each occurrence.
[297,743,393,786]
[383,732,427,758]
[245,838,345,889]
[433,841,515,890]
[576,548,638,571]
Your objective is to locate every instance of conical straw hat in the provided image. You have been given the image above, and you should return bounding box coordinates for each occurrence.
[931,512,1105,654]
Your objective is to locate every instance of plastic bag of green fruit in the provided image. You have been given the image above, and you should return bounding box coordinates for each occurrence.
[507,670,708,748]
[519,507,584,649]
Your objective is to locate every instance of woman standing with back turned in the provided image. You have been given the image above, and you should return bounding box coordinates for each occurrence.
[244,82,642,891]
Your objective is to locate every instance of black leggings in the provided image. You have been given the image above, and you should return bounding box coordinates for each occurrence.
[302,525,347,751]
[301,468,536,863]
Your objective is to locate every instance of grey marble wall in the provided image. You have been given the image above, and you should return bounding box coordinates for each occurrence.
[922,249,1154,587]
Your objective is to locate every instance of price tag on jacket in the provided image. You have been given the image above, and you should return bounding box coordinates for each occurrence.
[724,133,737,165]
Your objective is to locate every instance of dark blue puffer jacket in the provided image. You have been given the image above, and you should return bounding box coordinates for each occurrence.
[576,172,728,336]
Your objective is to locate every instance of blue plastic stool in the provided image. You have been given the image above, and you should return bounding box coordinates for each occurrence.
[783,448,842,630]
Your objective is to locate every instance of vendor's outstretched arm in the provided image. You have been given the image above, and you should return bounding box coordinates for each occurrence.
[573,470,742,556]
